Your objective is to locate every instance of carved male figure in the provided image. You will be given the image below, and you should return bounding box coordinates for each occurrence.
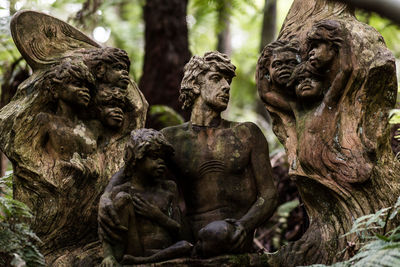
[100,129,192,266]
[99,51,278,258]
[162,52,278,254]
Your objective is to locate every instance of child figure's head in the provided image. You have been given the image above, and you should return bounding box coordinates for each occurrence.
[289,62,324,102]
[124,129,174,179]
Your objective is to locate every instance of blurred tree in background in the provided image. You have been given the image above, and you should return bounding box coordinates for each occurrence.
[0,0,399,253]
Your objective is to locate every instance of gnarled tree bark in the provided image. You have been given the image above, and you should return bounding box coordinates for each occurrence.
[257,0,400,265]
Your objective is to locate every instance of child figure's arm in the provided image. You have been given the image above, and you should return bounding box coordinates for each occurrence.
[132,194,181,233]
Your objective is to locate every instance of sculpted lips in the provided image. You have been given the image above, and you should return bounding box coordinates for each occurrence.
[277,69,291,80]
[298,81,312,92]
[118,76,130,88]
[218,94,229,103]
[78,90,90,104]
[108,107,124,122]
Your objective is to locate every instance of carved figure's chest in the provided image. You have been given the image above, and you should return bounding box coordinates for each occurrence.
[47,120,97,158]
[174,128,251,177]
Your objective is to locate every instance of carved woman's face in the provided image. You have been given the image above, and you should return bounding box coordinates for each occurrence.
[58,79,91,107]
[308,42,335,70]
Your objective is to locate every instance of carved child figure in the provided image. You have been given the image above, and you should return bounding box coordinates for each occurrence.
[36,58,97,161]
[100,129,192,266]
[84,47,131,129]
[257,40,300,112]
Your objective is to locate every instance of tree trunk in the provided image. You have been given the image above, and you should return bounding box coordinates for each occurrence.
[140,0,191,120]
[260,0,277,51]
[1,11,148,266]
[0,61,29,176]
[257,0,400,265]
[216,1,232,56]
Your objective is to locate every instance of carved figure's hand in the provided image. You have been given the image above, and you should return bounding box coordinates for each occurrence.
[225,218,247,252]
[98,193,128,243]
[100,256,119,267]
[132,195,163,221]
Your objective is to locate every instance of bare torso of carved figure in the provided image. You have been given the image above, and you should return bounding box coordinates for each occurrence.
[162,120,258,237]
[36,112,97,161]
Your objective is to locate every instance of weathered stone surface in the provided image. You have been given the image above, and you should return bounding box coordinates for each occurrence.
[0,10,148,266]
[257,0,400,265]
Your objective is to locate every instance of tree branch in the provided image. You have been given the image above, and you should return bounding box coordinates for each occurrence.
[335,0,400,25]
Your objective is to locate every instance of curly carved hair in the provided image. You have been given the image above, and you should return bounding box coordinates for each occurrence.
[306,20,344,54]
[44,58,95,97]
[124,128,174,167]
[256,40,300,83]
[83,47,131,74]
[287,61,324,89]
[179,51,236,111]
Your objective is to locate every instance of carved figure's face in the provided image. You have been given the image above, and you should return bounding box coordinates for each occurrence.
[295,76,323,101]
[198,68,231,112]
[96,85,126,129]
[269,50,299,88]
[58,79,91,107]
[308,42,336,70]
[140,152,167,179]
[104,61,130,89]
[100,106,124,129]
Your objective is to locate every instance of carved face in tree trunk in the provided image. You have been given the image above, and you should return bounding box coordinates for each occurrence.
[269,50,299,88]
[57,79,91,107]
[198,67,231,112]
[103,62,130,90]
[308,41,336,71]
[96,85,127,129]
[137,153,167,179]
[295,76,323,101]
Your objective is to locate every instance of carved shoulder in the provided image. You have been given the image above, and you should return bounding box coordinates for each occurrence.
[161,179,178,195]
[161,122,190,142]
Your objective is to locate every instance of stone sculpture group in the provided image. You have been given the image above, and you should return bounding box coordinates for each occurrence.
[0,0,399,266]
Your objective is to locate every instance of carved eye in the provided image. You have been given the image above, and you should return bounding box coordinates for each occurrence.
[289,60,298,66]
[210,74,221,82]
[113,63,125,70]
[273,61,282,68]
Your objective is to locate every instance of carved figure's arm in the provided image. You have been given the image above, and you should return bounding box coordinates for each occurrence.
[263,91,293,112]
[324,41,353,106]
[98,169,128,243]
[132,192,181,234]
[236,123,278,239]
